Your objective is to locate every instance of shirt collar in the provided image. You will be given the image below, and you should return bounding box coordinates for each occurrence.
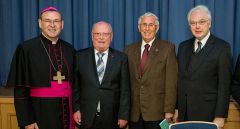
[194,31,210,48]
[94,49,109,56]
[141,37,155,49]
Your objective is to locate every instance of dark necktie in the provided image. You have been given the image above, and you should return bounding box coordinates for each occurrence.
[97,52,105,83]
[140,44,150,74]
[195,41,202,53]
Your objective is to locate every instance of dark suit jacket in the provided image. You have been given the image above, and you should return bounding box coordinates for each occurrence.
[232,55,240,105]
[177,34,232,121]
[124,38,178,122]
[73,47,130,129]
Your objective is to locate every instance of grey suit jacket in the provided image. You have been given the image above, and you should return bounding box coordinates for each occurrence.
[73,47,130,129]
[177,34,232,121]
[124,38,178,122]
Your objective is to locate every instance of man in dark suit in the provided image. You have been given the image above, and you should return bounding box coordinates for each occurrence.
[232,55,240,105]
[174,5,232,129]
[124,12,178,129]
[73,21,130,129]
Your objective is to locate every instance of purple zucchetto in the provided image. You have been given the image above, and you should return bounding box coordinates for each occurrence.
[40,6,59,14]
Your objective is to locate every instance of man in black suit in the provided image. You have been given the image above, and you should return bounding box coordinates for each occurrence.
[174,5,232,129]
[73,21,130,129]
[232,55,240,105]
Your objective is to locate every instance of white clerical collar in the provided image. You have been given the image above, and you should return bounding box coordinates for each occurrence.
[41,32,59,44]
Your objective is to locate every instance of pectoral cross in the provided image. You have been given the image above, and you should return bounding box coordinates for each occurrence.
[53,71,65,84]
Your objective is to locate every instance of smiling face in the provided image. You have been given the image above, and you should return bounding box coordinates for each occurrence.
[38,11,63,41]
[189,10,211,40]
[92,22,113,52]
[138,16,159,43]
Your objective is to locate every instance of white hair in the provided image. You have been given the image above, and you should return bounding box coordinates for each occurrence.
[187,5,212,23]
[138,12,159,26]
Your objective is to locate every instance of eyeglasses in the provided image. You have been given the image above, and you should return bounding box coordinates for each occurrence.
[42,19,62,24]
[140,23,156,28]
[189,19,208,26]
[93,33,111,38]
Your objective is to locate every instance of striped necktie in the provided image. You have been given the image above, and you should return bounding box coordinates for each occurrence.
[97,52,105,83]
[195,41,202,53]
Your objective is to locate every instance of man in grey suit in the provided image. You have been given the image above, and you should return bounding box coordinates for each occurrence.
[124,12,178,129]
[73,21,130,129]
[174,5,232,129]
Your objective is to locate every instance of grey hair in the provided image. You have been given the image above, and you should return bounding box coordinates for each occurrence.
[91,21,112,34]
[138,12,159,26]
[187,5,212,23]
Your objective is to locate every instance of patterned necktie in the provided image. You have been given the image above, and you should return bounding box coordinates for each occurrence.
[195,41,202,53]
[97,52,105,83]
[140,44,150,74]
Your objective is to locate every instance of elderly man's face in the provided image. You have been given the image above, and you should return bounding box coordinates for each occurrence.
[39,11,63,41]
[92,22,112,52]
[189,10,211,40]
[138,16,159,43]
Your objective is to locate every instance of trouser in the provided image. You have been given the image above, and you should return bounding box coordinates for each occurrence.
[129,114,162,129]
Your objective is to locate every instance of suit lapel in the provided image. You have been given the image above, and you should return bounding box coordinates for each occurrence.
[143,38,163,74]
[187,35,215,75]
[101,48,114,84]
[133,42,142,77]
[182,39,194,74]
[89,48,101,86]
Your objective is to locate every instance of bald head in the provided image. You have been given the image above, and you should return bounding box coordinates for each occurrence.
[92,21,112,34]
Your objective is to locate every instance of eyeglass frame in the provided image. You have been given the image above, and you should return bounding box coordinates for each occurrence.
[189,19,209,26]
[139,23,157,28]
[41,19,62,24]
[92,32,112,38]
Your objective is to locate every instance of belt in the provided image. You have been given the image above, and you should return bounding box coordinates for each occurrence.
[30,81,74,129]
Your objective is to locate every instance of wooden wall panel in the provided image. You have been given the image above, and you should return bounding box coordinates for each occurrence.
[0,98,19,129]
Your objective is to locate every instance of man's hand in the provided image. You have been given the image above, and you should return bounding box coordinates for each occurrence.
[25,122,39,129]
[213,117,225,129]
[165,112,173,122]
[118,119,128,128]
[173,109,178,123]
[73,111,82,125]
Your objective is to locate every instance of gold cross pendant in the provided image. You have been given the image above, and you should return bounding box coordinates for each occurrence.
[53,71,65,84]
